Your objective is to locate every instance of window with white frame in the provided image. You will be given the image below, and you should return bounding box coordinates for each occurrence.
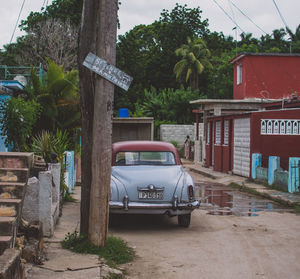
[207,123,210,144]
[237,64,242,85]
[224,120,229,145]
[215,121,221,145]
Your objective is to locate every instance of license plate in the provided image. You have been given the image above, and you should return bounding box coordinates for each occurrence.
[138,191,163,200]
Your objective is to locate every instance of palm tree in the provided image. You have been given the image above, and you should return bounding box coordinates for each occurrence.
[286,24,300,53]
[174,37,212,90]
[29,59,80,133]
[286,24,300,42]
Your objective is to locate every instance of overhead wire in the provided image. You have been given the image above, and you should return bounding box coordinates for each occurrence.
[10,0,26,44]
[272,0,290,29]
[211,0,245,33]
[42,0,49,10]
[230,1,267,35]
[227,0,236,23]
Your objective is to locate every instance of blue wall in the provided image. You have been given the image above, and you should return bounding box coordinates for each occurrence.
[0,95,12,152]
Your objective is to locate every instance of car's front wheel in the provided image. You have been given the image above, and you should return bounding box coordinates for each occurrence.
[178,213,191,227]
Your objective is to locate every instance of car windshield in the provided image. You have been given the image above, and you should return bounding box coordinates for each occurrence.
[115,151,176,166]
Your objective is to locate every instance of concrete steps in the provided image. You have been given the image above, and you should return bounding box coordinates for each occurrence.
[0,168,29,184]
[0,236,12,255]
[0,152,33,169]
[0,199,22,218]
[0,153,33,257]
[0,217,16,236]
[0,182,26,200]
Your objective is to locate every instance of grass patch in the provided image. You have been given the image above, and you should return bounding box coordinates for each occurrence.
[64,192,77,202]
[293,204,300,214]
[228,182,300,214]
[246,178,289,193]
[61,231,135,266]
[228,182,265,197]
[104,273,124,279]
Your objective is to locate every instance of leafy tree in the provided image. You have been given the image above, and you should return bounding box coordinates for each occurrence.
[286,24,300,52]
[141,86,205,124]
[0,97,41,151]
[1,0,299,119]
[20,0,83,31]
[239,32,259,46]
[115,4,210,112]
[259,28,289,52]
[174,37,212,90]
[17,19,78,70]
[204,31,235,56]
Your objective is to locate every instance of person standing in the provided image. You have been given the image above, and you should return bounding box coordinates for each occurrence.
[184,135,191,160]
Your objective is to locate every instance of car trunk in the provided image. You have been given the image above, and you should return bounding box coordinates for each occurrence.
[111,165,183,202]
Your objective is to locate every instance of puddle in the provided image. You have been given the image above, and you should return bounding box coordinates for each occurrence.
[195,182,290,217]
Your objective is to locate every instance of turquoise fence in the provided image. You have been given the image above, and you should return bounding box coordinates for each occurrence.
[64,151,76,193]
[288,158,300,193]
[0,95,12,152]
[252,154,300,193]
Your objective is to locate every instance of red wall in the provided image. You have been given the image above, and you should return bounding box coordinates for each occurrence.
[213,145,223,172]
[206,144,211,167]
[205,121,212,167]
[233,55,300,100]
[206,118,233,173]
[250,109,300,170]
[222,146,231,173]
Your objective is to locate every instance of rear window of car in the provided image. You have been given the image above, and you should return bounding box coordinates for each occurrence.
[115,151,176,166]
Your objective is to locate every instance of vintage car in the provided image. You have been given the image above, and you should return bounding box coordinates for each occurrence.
[110,141,200,227]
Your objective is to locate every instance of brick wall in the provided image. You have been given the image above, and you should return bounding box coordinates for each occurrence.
[160,124,203,146]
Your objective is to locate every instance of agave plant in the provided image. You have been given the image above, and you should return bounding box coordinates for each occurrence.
[32,129,70,164]
[53,129,71,162]
[31,131,54,164]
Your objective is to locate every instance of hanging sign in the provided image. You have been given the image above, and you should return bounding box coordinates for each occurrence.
[83,52,133,91]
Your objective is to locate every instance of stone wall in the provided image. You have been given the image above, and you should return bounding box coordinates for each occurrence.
[194,138,203,163]
[160,124,203,146]
[256,167,268,182]
[22,163,61,237]
[0,249,24,279]
[274,169,289,191]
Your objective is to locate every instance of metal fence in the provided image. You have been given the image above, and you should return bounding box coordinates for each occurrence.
[290,160,300,192]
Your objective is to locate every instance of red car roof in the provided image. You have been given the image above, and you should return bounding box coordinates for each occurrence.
[112,141,181,165]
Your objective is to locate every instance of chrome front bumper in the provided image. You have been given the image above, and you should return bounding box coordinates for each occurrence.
[109,197,200,211]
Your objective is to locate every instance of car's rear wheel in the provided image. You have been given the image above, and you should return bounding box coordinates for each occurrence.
[178,213,191,227]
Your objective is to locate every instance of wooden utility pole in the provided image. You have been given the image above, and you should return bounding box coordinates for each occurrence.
[78,0,118,246]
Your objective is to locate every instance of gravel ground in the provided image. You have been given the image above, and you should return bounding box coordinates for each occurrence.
[110,171,300,279]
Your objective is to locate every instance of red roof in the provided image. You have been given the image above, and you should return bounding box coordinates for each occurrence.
[229,52,300,64]
[112,141,181,165]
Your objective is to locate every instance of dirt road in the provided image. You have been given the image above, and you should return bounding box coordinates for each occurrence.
[110,172,300,279]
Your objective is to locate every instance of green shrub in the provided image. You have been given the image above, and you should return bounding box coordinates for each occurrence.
[170,140,178,148]
[62,231,135,266]
[178,146,184,158]
[0,97,41,151]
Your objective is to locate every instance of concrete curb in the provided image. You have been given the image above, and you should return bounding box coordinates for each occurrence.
[229,181,300,207]
[0,248,25,279]
[188,167,217,179]
[186,163,300,207]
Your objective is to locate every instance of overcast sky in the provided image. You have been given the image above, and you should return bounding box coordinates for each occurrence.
[1,0,300,50]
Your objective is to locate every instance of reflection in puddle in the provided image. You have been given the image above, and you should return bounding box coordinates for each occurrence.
[195,182,287,217]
